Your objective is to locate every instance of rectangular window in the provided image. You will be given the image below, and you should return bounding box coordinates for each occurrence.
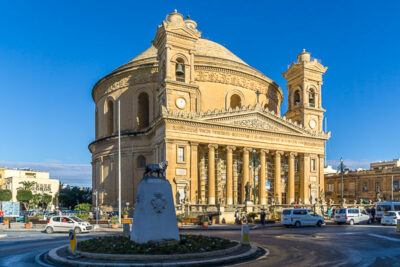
[362,182,368,192]
[311,159,316,171]
[327,184,334,192]
[177,147,185,162]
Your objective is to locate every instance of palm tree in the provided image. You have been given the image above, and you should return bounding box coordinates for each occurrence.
[18,181,37,191]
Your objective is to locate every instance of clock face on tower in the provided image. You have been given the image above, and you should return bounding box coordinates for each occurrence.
[309,119,316,129]
[175,97,186,109]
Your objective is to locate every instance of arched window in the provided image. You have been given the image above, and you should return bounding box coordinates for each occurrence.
[137,155,146,168]
[230,94,241,109]
[175,58,185,82]
[309,90,315,107]
[294,91,301,105]
[107,100,114,136]
[137,92,149,129]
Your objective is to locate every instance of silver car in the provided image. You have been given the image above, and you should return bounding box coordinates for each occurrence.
[334,208,371,225]
[45,215,93,234]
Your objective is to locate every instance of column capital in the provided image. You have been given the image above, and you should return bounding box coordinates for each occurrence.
[208,144,218,150]
[190,141,200,147]
[226,145,236,151]
[300,153,311,158]
[242,147,252,153]
[275,150,284,156]
[288,152,298,157]
[259,149,269,155]
[318,154,326,158]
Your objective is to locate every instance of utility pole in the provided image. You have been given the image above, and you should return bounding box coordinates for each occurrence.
[392,175,394,201]
[340,157,344,205]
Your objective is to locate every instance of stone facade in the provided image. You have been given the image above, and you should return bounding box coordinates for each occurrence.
[89,10,330,213]
[325,161,400,203]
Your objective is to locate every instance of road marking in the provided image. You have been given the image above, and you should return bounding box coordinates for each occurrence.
[368,233,400,242]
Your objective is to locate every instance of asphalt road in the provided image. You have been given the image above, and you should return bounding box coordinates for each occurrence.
[0,225,399,267]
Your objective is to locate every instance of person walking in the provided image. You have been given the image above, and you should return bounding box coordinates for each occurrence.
[260,210,266,225]
[370,207,376,223]
[327,208,332,219]
[0,210,4,223]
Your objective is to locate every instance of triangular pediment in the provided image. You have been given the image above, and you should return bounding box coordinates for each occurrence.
[166,26,200,39]
[204,112,304,135]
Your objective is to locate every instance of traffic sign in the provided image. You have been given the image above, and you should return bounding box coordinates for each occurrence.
[69,230,77,254]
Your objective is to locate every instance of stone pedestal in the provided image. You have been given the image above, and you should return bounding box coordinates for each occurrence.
[131,176,179,243]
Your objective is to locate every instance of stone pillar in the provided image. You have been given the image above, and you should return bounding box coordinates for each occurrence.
[100,156,104,204]
[274,151,283,204]
[199,151,206,204]
[303,154,311,204]
[299,154,304,203]
[190,142,199,204]
[259,149,268,205]
[319,154,325,199]
[208,144,218,204]
[241,148,251,203]
[288,152,297,204]
[226,146,236,205]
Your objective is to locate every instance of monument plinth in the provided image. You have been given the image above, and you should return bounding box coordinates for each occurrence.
[130,162,180,243]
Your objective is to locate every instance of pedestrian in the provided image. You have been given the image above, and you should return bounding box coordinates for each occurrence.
[235,210,240,224]
[242,212,248,224]
[327,208,332,218]
[370,207,376,223]
[260,209,266,225]
[0,210,4,223]
[332,208,336,219]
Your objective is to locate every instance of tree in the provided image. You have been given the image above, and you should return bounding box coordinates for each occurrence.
[18,181,37,190]
[17,190,33,211]
[32,194,42,209]
[0,189,12,201]
[58,185,92,209]
[41,194,52,211]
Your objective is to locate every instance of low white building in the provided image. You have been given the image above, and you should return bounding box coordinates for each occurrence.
[0,168,60,210]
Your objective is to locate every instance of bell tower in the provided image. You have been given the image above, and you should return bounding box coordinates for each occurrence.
[152,10,202,114]
[282,50,328,132]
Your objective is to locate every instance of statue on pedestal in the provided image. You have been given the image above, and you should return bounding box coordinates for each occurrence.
[244,182,251,203]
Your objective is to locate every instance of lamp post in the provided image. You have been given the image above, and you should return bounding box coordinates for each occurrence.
[340,157,344,205]
[249,149,261,204]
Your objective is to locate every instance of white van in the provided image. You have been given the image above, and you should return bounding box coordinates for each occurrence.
[376,202,400,222]
[281,209,324,227]
[334,208,371,225]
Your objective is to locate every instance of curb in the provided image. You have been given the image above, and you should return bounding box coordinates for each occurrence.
[47,243,265,266]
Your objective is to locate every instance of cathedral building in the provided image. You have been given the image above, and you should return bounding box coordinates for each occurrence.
[89,10,330,211]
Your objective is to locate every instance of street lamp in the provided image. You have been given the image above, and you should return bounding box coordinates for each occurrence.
[93,189,107,229]
[340,157,344,205]
[249,149,261,204]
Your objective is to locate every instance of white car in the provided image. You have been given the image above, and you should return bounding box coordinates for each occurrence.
[45,215,93,234]
[334,208,371,225]
[376,202,400,222]
[281,209,324,227]
[381,211,400,226]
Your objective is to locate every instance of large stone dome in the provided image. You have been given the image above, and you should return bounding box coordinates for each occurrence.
[129,38,248,66]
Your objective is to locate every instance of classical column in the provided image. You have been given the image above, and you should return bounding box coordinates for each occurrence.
[299,154,304,203]
[274,151,283,204]
[208,144,218,204]
[319,154,326,199]
[199,151,206,204]
[288,152,297,204]
[226,146,236,205]
[190,142,199,204]
[241,147,251,203]
[302,153,311,204]
[259,149,268,205]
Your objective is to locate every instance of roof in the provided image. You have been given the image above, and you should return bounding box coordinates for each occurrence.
[129,38,248,66]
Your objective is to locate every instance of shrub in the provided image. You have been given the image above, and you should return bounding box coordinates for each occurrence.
[78,213,89,221]
[17,190,33,210]
[0,189,12,201]
[248,212,258,219]
[74,203,91,212]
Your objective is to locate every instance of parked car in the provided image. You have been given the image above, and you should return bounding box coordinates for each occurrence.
[281,209,324,227]
[381,211,400,226]
[45,215,93,234]
[334,208,371,225]
[376,202,400,222]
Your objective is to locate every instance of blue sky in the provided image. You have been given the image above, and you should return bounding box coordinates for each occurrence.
[0,1,399,186]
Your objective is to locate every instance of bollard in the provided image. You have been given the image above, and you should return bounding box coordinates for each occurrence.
[397,220,400,233]
[241,225,250,245]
